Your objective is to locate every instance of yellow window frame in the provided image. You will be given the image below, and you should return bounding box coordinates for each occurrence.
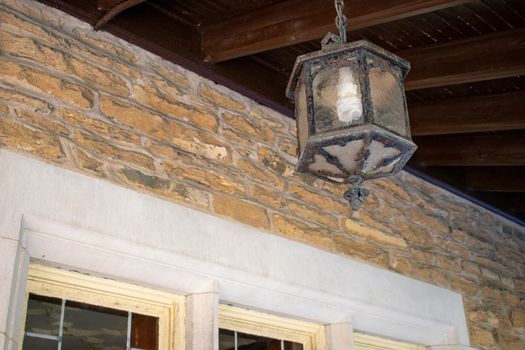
[219,304,325,350]
[22,264,185,350]
[354,333,426,350]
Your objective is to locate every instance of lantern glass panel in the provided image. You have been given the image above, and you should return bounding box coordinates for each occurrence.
[312,65,363,133]
[307,153,345,177]
[369,66,408,137]
[362,138,402,177]
[296,81,309,153]
[323,139,365,174]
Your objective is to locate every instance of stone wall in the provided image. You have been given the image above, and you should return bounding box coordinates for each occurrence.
[0,0,523,348]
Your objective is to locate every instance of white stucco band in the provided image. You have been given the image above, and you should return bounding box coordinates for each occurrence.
[0,150,471,349]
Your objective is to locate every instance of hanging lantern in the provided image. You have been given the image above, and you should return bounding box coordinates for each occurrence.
[286,0,417,210]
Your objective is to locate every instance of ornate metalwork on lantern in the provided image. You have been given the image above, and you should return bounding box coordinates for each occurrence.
[286,0,417,211]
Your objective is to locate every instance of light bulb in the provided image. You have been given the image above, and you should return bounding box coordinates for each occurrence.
[336,67,362,123]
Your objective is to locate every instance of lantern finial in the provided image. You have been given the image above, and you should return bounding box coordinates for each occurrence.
[344,177,369,211]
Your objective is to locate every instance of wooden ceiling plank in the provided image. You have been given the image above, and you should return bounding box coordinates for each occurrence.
[36,0,525,121]
[205,28,525,114]
[202,0,473,62]
[412,133,525,166]
[472,192,525,213]
[465,167,525,192]
[97,0,125,11]
[95,0,145,30]
[402,28,525,90]
[409,90,525,136]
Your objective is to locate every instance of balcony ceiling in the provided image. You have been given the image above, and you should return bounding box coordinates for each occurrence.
[36,0,525,221]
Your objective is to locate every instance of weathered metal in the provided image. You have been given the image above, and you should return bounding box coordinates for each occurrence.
[286,29,416,210]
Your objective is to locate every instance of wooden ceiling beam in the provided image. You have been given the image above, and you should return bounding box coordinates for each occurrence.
[464,167,525,192]
[412,133,525,166]
[202,0,473,63]
[94,0,145,30]
[402,28,525,91]
[409,91,525,136]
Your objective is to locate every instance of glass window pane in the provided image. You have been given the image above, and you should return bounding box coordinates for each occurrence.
[284,341,303,350]
[131,313,159,350]
[219,329,236,350]
[369,67,408,136]
[219,329,304,350]
[313,65,363,133]
[62,300,128,350]
[22,335,57,350]
[25,293,62,336]
[237,331,280,350]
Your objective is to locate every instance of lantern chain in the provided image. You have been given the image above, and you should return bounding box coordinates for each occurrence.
[335,0,347,43]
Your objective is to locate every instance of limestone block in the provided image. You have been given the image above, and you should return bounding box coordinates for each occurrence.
[325,322,354,350]
[185,292,218,350]
[0,238,18,334]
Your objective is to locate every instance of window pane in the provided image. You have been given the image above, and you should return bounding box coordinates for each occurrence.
[219,329,236,350]
[284,341,303,350]
[220,329,304,350]
[62,300,128,350]
[25,293,62,336]
[22,335,57,350]
[131,313,159,350]
[239,332,279,350]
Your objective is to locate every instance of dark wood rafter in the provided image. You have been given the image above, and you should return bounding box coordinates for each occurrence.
[201,0,474,62]
[95,0,145,30]
[409,91,525,136]
[412,133,525,166]
[401,28,525,90]
[464,167,525,192]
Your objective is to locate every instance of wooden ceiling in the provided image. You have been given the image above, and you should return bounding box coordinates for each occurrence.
[37,0,525,222]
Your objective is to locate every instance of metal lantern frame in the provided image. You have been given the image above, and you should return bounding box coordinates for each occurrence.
[286,1,417,210]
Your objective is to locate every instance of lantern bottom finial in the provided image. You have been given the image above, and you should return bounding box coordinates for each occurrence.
[344,177,369,211]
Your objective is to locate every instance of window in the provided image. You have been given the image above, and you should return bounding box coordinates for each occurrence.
[218,305,325,350]
[21,264,184,350]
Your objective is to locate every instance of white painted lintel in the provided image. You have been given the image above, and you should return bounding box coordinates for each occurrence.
[0,150,471,349]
